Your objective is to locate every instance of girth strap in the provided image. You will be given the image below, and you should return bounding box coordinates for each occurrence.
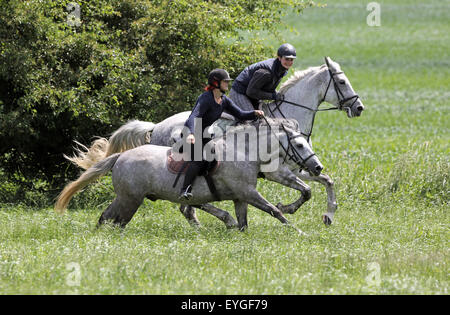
[204,171,221,201]
[172,161,189,188]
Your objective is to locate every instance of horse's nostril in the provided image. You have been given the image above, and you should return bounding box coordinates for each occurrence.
[316,165,323,172]
[357,105,364,112]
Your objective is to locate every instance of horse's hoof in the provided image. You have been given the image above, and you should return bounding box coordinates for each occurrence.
[224,217,238,229]
[239,225,248,232]
[284,223,307,236]
[226,222,239,230]
[277,203,292,214]
[189,221,202,229]
[322,214,332,226]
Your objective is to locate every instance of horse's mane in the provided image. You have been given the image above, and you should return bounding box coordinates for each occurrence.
[279,65,326,94]
[223,118,299,136]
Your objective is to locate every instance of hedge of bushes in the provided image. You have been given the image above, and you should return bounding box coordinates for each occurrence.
[0,0,314,201]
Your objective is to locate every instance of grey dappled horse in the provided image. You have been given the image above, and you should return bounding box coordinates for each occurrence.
[66,57,364,226]
[56,118,323,233]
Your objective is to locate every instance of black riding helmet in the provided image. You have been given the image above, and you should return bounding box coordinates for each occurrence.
[208,69,232,88]
[277,43,297,59]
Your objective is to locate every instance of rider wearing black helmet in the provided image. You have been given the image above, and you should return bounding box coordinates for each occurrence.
[180,69,265,200]
[230,43,296,111]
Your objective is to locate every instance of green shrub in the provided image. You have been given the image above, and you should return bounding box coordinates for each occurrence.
[0,0,315,194]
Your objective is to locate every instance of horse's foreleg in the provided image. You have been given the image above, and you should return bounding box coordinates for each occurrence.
[243,189,306,235]
[179,205,201,227]
[192,204,238,229]
[298,171,336,225]
[263,167,311,215]
[233,200,248,231]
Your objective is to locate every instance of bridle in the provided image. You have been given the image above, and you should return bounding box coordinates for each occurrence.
[266,66,360,141]
[322,68,360,112]
[261,116,316,170]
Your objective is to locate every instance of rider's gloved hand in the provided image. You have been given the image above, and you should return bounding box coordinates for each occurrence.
[272,92,285,102]
[254,110,265,118]
[186,134,195,144]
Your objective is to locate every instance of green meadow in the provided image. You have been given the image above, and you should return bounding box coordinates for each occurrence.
[0,0,448,294]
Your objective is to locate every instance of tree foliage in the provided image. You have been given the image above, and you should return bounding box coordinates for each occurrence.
[0,0,315,189]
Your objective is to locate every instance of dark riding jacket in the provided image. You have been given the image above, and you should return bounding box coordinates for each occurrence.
[232,58,288,103]
[184,91,256,135]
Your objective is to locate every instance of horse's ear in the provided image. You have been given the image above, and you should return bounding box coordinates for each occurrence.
[324,56,337,72]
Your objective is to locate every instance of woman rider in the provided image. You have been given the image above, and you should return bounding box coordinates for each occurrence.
[180,69,265,200]
[229,43,297,111]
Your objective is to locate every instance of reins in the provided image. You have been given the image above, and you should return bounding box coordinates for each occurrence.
[266,66,360,142]
[260,116,315,169]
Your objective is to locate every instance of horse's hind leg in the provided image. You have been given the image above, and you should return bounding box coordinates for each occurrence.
[97,196,142,228]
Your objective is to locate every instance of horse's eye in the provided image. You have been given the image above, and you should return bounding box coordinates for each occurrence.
[297,143,304,149]
[339,80,345,85]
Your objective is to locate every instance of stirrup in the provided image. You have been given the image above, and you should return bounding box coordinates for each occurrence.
[179,185,193,200]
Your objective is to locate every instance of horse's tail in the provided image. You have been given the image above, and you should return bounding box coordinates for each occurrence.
[64,138,109,170]
[106,120,156,157]
[65,120,156,170]
[55,153,121,213]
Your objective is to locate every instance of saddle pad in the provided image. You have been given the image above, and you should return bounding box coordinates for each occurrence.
[166,150,220,174]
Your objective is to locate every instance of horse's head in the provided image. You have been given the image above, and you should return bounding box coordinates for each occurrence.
[276,119,323,176]
[324,57,365,118]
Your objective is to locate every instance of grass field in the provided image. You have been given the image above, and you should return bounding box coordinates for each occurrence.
[0,0,448,294]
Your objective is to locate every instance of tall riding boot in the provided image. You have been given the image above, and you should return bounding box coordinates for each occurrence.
[179,162,202,200]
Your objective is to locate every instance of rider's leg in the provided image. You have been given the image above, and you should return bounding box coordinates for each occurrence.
[179,139,211,200]
[179,160,204,199]
[229,89,258,111]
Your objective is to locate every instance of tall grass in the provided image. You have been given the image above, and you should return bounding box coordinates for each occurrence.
[0,0,448,294]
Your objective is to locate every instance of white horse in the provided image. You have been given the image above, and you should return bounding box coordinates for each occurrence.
[56,118,323,233]
[66,57,364,226]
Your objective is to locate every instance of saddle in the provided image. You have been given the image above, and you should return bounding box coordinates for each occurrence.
[166,150,220,175]
[167,149,221,200]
